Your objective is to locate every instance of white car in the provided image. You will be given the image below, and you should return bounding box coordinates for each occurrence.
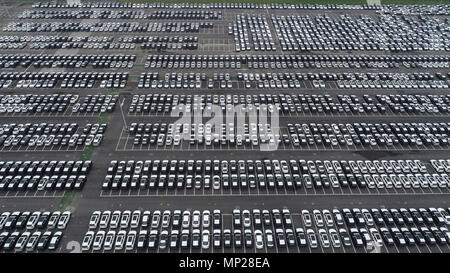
[120,210,131,229]
[201,230,210,249]
[151,210,161,228]
[93,231,106,251]
[25,211,40,230]
[307,229,318,248]
[192,210,201,228]
[103,231,116,251]
[110,211,121,228]
[318,229,330,248]
[26,231,41,251]
[254,230,264,249]
[125,230,137,250]
[242,210,251,228]
[329,229,341,248]
[89,211,101,229]
[141,211,151,227]
[301,210,312,227]
[82,231,95,251]
[0,212,10,229]
[93,134,103,146]
[313,210,324,227]
[47,211,61,229]
[202,210,211,228]
[15,232,30,252]
[130,210,141,228]
[114,230,127,250]
[57,211,71,229]
[99,211,111,229]
[182,211,191,228]
[212,175,221,190]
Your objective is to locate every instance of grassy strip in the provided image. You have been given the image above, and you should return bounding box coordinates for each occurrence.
[56,88,116,212]
[57,191,77,211]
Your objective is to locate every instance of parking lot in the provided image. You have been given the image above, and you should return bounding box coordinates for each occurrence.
[0,1,448,254]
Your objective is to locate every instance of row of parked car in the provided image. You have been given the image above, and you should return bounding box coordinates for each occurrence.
[335,80,448,90]
[3,21,213,33]
[0,230,63,252]
[101,159,450,191]
[128,93,450,116]
[0,71,128,89]
[137,71,447,89]
[0,93,74,115]
[20,9,222,20]
[0,160,91,191]
[0,53,136,67]
[236,71,445,83]
[0,35,116,50]
[0,123,106,148]
[0,211,71,230]
[38,56,133,69]
[141,42,198,51]
[0,160,92,176]
[0,35,113,43]
[143,53,450,70]
[30,41,136,50]
[71,94,119,114]
[1,174,87,191]
[0,94,118,115]
[30,2,381,11]
[0,133,104,148]
[87,207,450,232]
[32,2,450,14]
[81,207,450,251]
[0,43,26,49]
[120,36,198,44]
[127,121,450,148]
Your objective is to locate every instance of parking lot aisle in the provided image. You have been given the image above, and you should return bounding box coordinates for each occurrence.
[248,219,256,254]
[262,222,268,254]
[115,128,124,151]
